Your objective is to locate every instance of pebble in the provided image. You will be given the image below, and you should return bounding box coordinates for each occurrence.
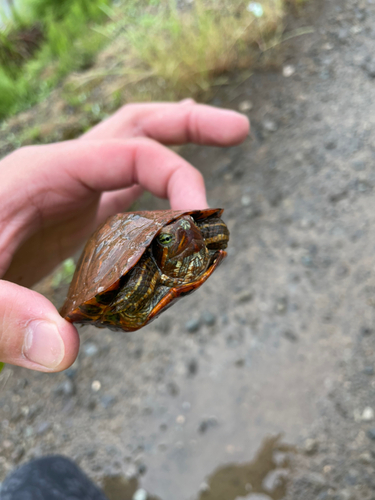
[363,366,374,375]
[133,489,148,500]
[238,100,253,112]
[125,464,138,480]
[167,381,179,397]
[367,428,375,440]
[262,469,289,491]
[198,416,218,433]
[262,119,278,133]
[361,326,373,336]
[11,445,24,463]
[187,358,198,376]
[235,290,253,303]
[185,318,201,333]
[53,379,76,397]
[283,330,298,342]
[100,395,117,409]
[241,195,252,206]
[304,438,319,455]
[91,380,101,392]
[36,421,52,436]
[82,342,99,357]
[283,65,295,77]
[364,59,375,78]
[359,451,372,464]
[176,415,185,424]
[201,311,216,326]
[361,406,374,421]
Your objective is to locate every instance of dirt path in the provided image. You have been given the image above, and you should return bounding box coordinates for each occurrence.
[2,0,375,499]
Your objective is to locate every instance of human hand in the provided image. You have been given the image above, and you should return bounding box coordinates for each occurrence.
[0,100,249,372]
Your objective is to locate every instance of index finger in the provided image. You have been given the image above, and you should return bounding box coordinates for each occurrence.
[81,100,250,146]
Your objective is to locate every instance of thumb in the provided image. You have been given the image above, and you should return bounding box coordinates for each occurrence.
[0,280,80,372]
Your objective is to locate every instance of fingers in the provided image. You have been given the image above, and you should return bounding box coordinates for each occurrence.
[0,280,79,372]
[81,100,250,146]
[21,137,208,210]
[65,137,208,210]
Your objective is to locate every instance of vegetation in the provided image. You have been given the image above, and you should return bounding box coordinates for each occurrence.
[0,0,308,121]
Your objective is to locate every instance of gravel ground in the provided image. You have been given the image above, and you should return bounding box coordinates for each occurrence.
[3,0,375,499]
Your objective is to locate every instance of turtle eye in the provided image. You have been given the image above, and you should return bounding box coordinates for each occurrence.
[158,233,174,246]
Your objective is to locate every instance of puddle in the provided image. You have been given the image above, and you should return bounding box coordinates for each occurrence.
[103,435,294,500]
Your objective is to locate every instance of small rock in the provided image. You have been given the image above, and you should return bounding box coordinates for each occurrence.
[125,464,138,480]
[283,65,295,77]
[137,463,147,475]
[359,451,372,464]
[262,469,289,492]
[167,381,179,397]
[364,59,375,78]
[262,119,278,133]
[325,139,337,150]
[187,358,198,376]
[235,358,245,367]
[176,415,185,425]
[11,445,25,463]
[133,489,148,500]
[84,397,97,411]
[361,326,373,336]
[304,438,319,455]
[198,416,218,433]
[53,379,76,397]
[82,342,99,357]
[201,311,216,326]
[91,380,101,392]
[185,318,201,333]
[241,195,252,206]
[198,482,210,494]
[363,366,374,375]
[337,28,349,43]
[36,421,52,436]
[284,330,298,342]
[362,407,374,421]
[275,296,288,314]
[238,100,253,112]
[235,290,253,303]
[100,395,117,409]
[367,428,375,440]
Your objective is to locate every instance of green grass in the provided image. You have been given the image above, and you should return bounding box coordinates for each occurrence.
[0,0,112,118]
[126,0,286,94]
[0,0,308,122]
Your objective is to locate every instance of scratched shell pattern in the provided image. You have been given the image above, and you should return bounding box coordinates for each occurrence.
[60,208,223,318]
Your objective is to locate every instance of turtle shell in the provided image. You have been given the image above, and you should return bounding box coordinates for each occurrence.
[60,208,227,331]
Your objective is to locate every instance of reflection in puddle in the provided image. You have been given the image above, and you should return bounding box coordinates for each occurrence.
[102,436,293,500]
[198,435,293,500]
[102,475,162,500]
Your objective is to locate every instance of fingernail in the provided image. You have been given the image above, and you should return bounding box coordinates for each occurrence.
[23,321,65,369]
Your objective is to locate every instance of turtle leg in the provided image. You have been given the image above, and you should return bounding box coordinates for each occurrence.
[196,217,229,250]
[104,251,164,330]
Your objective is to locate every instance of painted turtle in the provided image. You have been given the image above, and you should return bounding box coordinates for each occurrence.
[60,209,229,332]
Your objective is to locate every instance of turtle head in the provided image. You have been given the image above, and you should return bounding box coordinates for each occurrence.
[152,216,209,282]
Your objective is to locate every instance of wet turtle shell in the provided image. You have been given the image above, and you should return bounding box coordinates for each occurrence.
[60,208,229,332]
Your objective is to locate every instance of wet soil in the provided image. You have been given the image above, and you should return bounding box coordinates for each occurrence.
[2,0,375,499]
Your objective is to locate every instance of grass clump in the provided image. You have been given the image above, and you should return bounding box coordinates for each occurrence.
[125,0,292,95]
[0,0,112,118]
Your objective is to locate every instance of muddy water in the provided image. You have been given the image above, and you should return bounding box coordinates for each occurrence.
[103,437,293,500]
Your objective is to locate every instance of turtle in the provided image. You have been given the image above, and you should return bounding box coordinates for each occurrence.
[60,208,229,332]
